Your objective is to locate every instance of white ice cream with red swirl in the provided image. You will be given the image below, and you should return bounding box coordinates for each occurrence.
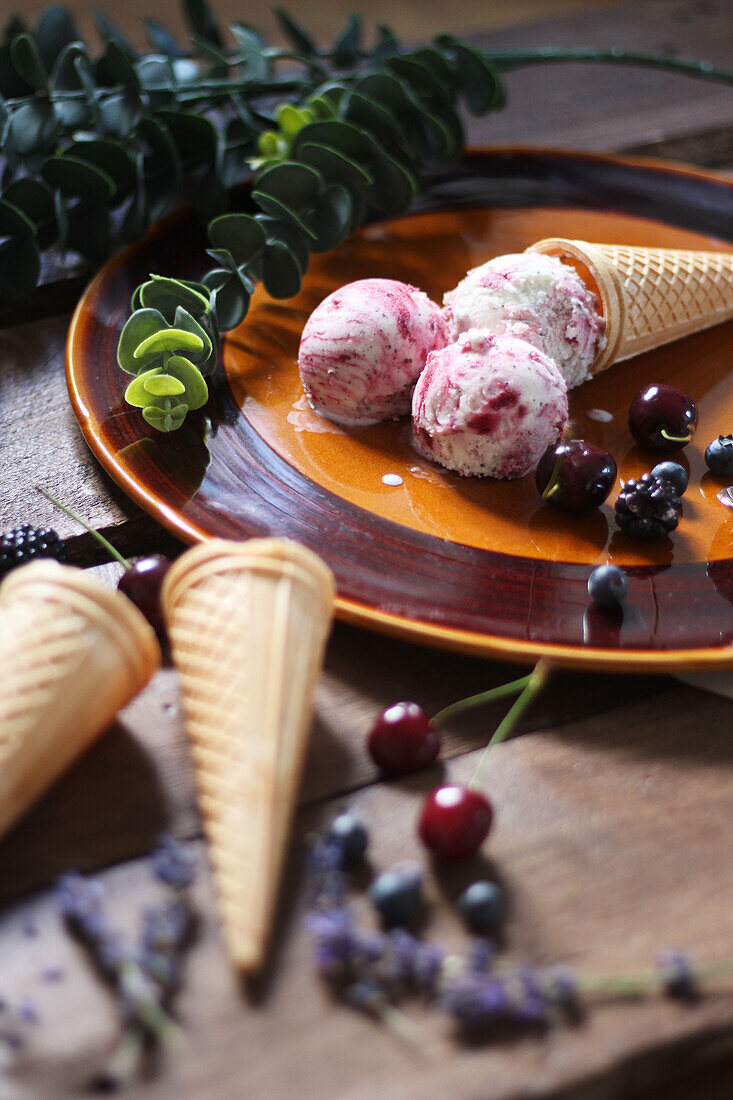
[298,278,449,425]
[443,252,606,389]
[411,330,568,479]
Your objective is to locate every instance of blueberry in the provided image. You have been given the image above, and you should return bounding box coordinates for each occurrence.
[457,881,503,934]
[326,811,368,866]
[368,864,422,927]
[705,435,733,478]
[587,564,628,608]
[651,461,688,496]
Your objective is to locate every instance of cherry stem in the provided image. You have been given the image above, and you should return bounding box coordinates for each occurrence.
[36,487,131,570]
[541,455,565,502]
[659,428,692,444]
[432,674,533,728]
[469,660,551,790]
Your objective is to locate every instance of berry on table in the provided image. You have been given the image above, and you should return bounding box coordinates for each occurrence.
[326,811,369,866]
[587,564,628,608]
[368,864,423,927]
[367,702,440,775]
[628,384,697,452]
[535,439,617,513]
[117,555,171,638]
[0,525,65,576]
[704,435,733,478]
[615,473,681,540]
[418,785,493,861]
[457,880,503,934]
[651,461,689,496]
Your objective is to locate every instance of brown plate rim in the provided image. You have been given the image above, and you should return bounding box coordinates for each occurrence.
[67,146,733,672]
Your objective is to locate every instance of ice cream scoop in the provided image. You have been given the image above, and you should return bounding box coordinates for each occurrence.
[443,252,606,389]
[411,330,568,479]
[298,278,449,425]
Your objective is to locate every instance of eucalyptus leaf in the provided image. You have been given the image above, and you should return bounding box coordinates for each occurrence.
[332,15,362,68]
[344,91,408,160]
[254,160,323,209]
[42,154,115,200]
[306,183,352,252]
[95,39,140,90]
[3,177,56,247]
[0,197,36,238]
[50,43,90,128]
[164,354,209,408]
[138,115,181,216]
[138,275,211,322]
[389,55,445,103]
[371,24,401,66]
[135,55,176,106]
[67,139,137,198]
[125,366,166,406]
[438,37,506,113]
[172,305,213,365]
[274,9,316,56]
[144,20,186,59]
[99,89,142,139]
[117,308,168,373]
[35,6,78,72]
[121,178,149,242]
[411,47,453,88]
[8,99,57,156]
[203,268,250,331]
[0,235,40,301]
[258,216,309,273]
[261,240,301,299]
[143,372,186,397]
[230,23,270,81]
[368,148,416,214]
[208,212,266,266]
[157,109,218,167]
[182,0,223,48]
[0,43,31,99]
[134,325,204,360]
[93,11,136,60]
[297,141,373,194]
[142,401,189,432]
[11,34,50,93]
[251,189,317,240]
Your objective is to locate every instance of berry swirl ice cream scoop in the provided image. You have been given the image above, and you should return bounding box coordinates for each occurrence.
[298,278,449,426]
[443,252,606,389]
[411,331,568,479]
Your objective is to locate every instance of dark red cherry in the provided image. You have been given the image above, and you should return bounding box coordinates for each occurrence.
[367,702,440,775]
[536,439,617,513]
[628,384,697,452]
[117,555,171,639]
[418,785,493,861]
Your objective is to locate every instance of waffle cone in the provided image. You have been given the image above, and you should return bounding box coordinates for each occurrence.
[162,538,335,972]
[529,239,733,375]
[0,562,160,840]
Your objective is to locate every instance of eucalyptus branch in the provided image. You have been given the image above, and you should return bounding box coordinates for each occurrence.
[484,47,733,85]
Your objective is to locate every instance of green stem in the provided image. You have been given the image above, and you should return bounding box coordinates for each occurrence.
[432,674,532,728]
[484,48,733,85]
[35,487,131,569]
[469,660,551,790]
[660,428,692,444]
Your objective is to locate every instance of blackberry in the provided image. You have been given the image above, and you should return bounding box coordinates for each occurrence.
[615,474,681,540]
[0,525,65,575]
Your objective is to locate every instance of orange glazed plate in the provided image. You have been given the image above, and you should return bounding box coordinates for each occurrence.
[67,149,733,671]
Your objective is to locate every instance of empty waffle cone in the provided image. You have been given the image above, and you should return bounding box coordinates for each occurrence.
[162,538,335,973]
[0,562,160,840]
[529,239,733,375]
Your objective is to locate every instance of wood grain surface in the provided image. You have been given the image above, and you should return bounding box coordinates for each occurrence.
[1,1,733,1097]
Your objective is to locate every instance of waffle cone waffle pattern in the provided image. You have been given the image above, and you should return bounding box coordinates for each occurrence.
[163,539,335,972]
[0,562,160,840]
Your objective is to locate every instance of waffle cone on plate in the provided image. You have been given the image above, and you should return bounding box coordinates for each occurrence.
[0,561,160,840]
[162,538,335,973]
[528,239,733,375]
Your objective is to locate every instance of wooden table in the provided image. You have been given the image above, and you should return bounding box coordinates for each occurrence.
[1,1,733,1096]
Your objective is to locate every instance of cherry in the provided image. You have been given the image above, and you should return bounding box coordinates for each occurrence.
[628,384,697,452]
[536,439,616,513]
[367,702,440,775]
[418,785,493,861]
[117,555,171,639]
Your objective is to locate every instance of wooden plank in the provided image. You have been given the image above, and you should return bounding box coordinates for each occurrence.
[0,648,712,902]
[3,698,733,1099]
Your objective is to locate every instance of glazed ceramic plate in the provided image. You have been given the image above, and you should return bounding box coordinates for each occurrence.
[67,149,733,671]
